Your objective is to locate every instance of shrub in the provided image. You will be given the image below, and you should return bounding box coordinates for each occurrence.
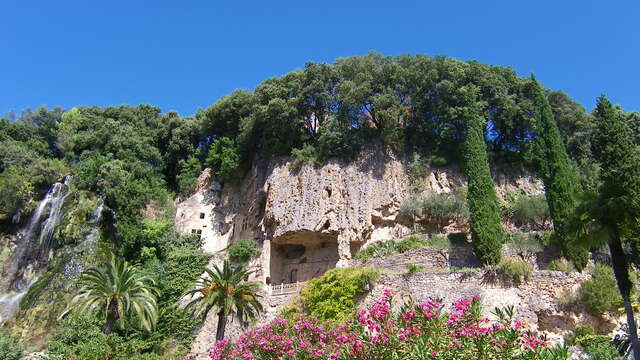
[0,333,23,360]
[506,233,544,253]
[421,192,468,226]
[228,239,260,262]
[300,267,379,322]
[405,263,425,274]
[429,155,448,167]
[290,144,320,171]
[563,325,595,346]
[399,197,421,219]
[212,291,563,360]
[576,335,620,360]
[580,264,623,316]
[394,235,428,253]
[496,259,533,284]
[355,236,430,261]
[504,194,550,228]
[407,153,428,191]
[548,258,577,272]
[354,241,396,261]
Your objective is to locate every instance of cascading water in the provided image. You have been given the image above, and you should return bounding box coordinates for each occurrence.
[0,176,72,324]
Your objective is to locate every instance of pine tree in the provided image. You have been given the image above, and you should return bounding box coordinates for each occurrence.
[461,85,503,265]
[530,76,589,269]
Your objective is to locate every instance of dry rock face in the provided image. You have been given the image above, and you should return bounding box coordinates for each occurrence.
[175,149,544,286]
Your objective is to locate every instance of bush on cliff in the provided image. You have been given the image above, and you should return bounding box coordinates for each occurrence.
[300,267,379,322]
[228,239,260,262]
[580,264,624,316]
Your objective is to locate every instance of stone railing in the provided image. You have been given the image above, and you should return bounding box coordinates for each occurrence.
[271,282,300,296]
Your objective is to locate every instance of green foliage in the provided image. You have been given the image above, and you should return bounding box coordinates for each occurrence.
[407,153,428,191]
[354,236,430,261]
[421,192,469,225]
[0,332,23,360]
[548,258,577,272]
[354,241,397,261]
[405,263,425,274]
[176,157,202,196]
[395,235,429,253]
[462,87,503,265]
[505,233,544,253]
[399,197,422,220]
[530,77,588,270]
[62,255,160,334]
[185,260,263,341]
[580,264,624,316]
[503,194,550,228]
[576,335,621,360]
[205,137,242,183]
[563,325,595,346]
[48,315,168,360]
[495,259,533,284]
[290,144,320,171]
[300,267,379,322]
[228,239,260,262]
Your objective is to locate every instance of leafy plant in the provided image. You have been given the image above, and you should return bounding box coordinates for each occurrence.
[228,239,260,262]
[580,264,624,316]
[185,260,263,341]
[563,325,595,346]
[405,263,425,274]
[548,258,577,272]
[300,267,378,322]
[61,255,160,334]
[576,335,621,360]
[495,259,533,284]
[205,137,241,183]
[506,233,544,253]
[503,194,550,228]
[290,143,320,171]
[0,333,23,360]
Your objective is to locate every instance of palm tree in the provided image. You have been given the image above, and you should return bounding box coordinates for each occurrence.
[185,260,263,341]
[60,255,159,334]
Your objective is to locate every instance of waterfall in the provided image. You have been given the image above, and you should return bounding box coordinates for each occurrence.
[0,176,72,324]
[84,198,104,247]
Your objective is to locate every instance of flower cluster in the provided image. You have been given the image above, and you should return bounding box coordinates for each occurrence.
[210,290,564,360]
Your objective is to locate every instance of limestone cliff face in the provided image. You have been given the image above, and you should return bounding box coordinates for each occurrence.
[175,149,543,286]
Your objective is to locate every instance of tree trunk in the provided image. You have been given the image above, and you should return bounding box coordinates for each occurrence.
[103,301,119,334]
[215,311,227,342]
[622,294,640,360]
[609,236,640,360]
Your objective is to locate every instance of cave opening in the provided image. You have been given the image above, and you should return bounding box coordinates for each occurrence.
[269,231,339,285]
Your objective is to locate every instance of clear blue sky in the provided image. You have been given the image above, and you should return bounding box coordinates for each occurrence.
[2,1,639,117]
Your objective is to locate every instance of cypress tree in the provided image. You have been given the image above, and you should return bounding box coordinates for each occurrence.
[461,86,503,265]
[590,95,640,360]
[530,76,589,269]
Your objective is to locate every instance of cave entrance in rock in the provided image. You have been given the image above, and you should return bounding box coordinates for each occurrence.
[270,231,339,285]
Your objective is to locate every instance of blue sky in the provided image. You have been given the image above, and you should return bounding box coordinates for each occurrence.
[2,1,639,117]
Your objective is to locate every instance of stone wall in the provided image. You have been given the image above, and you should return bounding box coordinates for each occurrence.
[365,270,613,342]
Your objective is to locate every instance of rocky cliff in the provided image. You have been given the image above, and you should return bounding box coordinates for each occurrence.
[175,149,580,359]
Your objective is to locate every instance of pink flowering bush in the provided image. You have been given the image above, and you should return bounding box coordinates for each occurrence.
[210,290,568,360]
